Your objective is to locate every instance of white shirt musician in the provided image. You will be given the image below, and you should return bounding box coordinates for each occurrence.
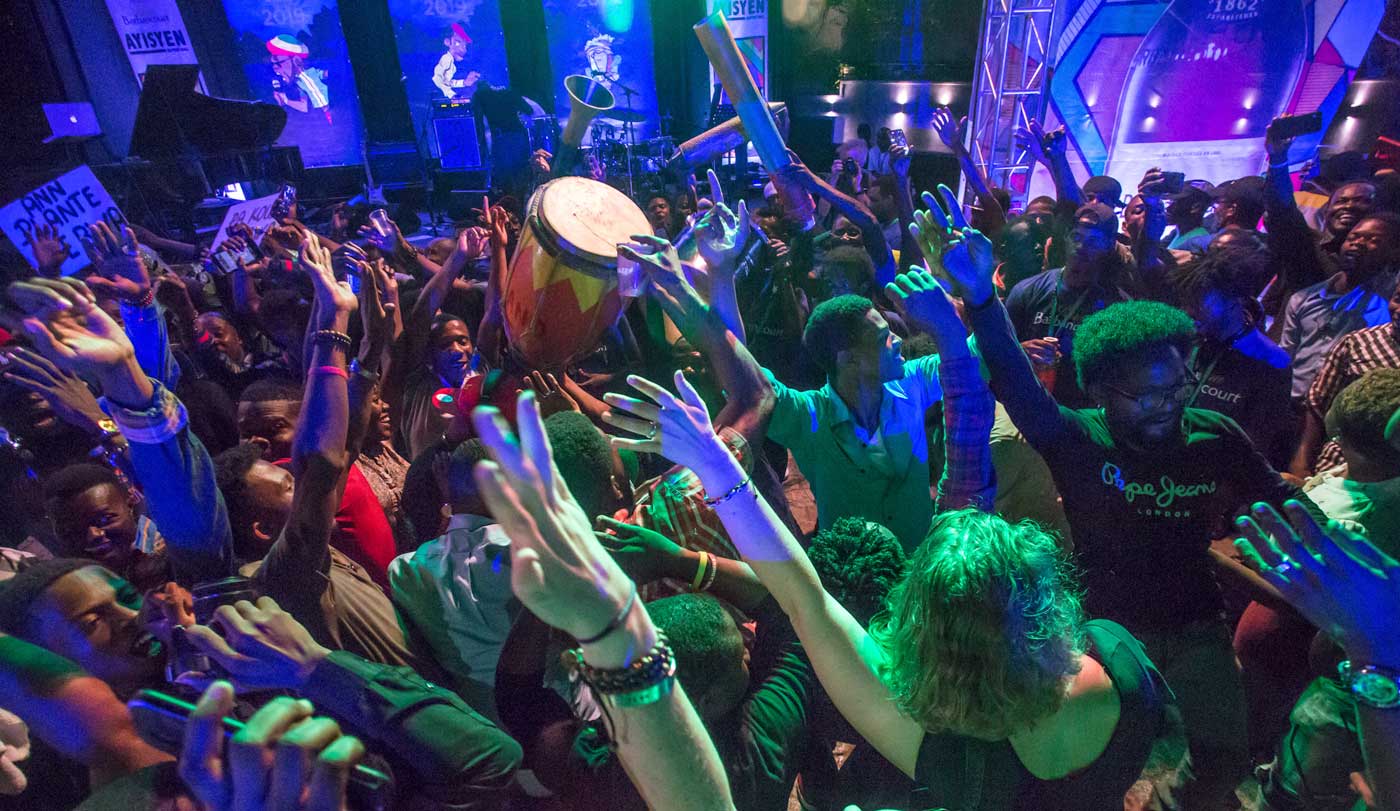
[433,22,481,99]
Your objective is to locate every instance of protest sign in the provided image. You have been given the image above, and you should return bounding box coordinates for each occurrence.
[0,166,125,277]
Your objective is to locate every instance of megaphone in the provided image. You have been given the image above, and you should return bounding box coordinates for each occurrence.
[552,74,615,178]
[663,102,787,175]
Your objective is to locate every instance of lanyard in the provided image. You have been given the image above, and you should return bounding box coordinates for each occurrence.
[1046,275,1096,340]
[1185,327,1251,409]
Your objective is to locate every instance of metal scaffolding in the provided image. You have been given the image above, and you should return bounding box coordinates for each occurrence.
[962,0,1060,206]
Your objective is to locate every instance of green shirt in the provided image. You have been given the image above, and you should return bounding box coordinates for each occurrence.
[766,354,943,550]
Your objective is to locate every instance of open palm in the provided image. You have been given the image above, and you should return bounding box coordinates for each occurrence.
[7,278,135,375]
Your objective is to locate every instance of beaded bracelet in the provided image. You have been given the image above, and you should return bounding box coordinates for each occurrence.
[312,329,353,349]
[132,287,156,308]
[703,475,753,507]
[570,633,677,707]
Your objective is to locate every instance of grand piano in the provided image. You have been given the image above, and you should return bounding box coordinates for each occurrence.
[126,65,302,200]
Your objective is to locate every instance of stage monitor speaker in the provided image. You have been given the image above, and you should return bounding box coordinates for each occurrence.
[433,115,483,170]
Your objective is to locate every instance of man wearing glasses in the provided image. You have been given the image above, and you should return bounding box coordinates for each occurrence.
[965,289,1323,808]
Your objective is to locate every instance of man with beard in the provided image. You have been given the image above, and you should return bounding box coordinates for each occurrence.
[1316,180,1378,256]
[1279,213,1400,401]
[921,189,1321,808]
[1004,201,1134,407]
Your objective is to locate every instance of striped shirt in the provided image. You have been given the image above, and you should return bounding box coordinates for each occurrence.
[1307,322,1400,471]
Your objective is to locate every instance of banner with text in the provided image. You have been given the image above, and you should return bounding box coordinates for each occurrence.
[221,0,365,167]
[212,192,281,248]
[0,166,126,277]
[709,0,768,102]
[542,0,660,143]
[104,0,204,89]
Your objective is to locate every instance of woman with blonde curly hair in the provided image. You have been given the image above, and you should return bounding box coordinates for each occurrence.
[602,261,1175,808]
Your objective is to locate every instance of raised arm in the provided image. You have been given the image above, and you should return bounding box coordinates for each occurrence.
[618,234,775,448]
[933,107,1004,237]
[913,186,1072,448]
[792,155,897,287]
[1015,121,1083,208]
[1235,503,1400,810]
[604,372,928,778]
[284,236,357,561]
[470,394,737,811]
[883,266,996,512]
[5,278,233,582]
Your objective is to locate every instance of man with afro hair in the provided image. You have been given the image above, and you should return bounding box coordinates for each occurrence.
[938,214,1324,808]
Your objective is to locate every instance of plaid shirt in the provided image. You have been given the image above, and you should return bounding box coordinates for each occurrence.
[935,355,997,513]
[627,428,753,599]
[1307,322,1400,471]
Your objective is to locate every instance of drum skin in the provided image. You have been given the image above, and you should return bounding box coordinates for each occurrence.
[502,177,650,368]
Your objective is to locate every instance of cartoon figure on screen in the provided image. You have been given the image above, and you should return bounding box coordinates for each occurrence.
[583,34,621,88]
[266,35,332,124]
[433,22,481,99]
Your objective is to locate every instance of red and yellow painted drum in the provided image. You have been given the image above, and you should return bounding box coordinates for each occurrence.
[502,176,651,368]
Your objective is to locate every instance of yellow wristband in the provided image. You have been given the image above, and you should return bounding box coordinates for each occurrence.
[690,551,709,592]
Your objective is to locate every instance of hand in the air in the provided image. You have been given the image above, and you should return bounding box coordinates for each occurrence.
[0,347,109,437]
[300,235,356,315]
[931,107,967,151]
[595,516,684,586]
[81,221,151,303]
[6,278,136,375]
[910,185,995,307]
[31,224,70,275]
[601,371,731,481]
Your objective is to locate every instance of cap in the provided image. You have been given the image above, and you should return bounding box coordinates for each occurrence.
[1169,179,1218,203]
[1082,175,1124,208]
[1217,176,1268,206]
[450,22,473,44]
[1074,201,1119,234]
[265,35,309,58]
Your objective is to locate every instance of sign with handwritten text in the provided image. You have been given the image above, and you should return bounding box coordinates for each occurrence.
[211,192,280,248]
[0,166,125,277]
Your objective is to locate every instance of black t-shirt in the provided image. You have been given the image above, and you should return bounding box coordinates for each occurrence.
[1004,268,1132,408]
[913,620,1170,810]
[968,298,1323,632]
[1186,339,1294,468]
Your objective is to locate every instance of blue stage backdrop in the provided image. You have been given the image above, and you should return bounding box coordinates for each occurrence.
[541,0,659,144]
[221,0,365,167]
[387,0,510,133]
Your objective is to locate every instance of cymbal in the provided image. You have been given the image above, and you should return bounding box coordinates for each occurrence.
[598,108,648,123]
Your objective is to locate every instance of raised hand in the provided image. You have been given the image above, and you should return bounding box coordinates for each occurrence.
[0,347,108,437]
[6,278,136,374]
[1235,501,1400,666]
[931,107,967,151]
[357,210,404,255]
[619,234,688,293]
[694,199,751,276]
[180,683,365,811]
[1265,115,1299,164]
[1137,167,1171,199]
[182,597,333,690]
[480,198,510,252]
[911,185,995,306]
[883,267,964,352]
[890,143,912,178]
[1013,120,1048,166]
[442,226,488,279]
[31,224,70,275]
[601,371,731,481]
[470,392,635,642]
[81,221,150,303]
[527,370,580,418]
[356,259,395,362]
[300,235,356,315]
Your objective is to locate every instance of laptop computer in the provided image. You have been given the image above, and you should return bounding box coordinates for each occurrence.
[42,102,101,143]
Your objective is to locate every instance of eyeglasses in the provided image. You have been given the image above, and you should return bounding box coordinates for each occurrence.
[1101,375,1197,411]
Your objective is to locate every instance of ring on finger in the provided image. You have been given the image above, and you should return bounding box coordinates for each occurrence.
[644,421,658,440]
[1273,558,1298,578]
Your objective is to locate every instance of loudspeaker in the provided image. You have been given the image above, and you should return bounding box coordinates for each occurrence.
[433,115,483,170]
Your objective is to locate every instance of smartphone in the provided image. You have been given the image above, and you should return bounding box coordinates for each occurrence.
[210,241,261,274]
[271,184,298,221]
[890,129,908,149]
[128,690,394,811]
[1158,171,1186,195]
[1267,111,1324,141]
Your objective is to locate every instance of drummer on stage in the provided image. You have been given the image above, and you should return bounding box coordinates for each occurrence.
[433,21,481,99]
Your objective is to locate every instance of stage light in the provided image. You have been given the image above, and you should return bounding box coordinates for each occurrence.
[1234,117,1249,133]
[1142,116,1155,132]
[1148,94,1160,109]
[600,0,634,33]
[1242,90,1257,110]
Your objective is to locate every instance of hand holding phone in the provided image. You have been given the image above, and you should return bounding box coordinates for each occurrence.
[130,685,392,811]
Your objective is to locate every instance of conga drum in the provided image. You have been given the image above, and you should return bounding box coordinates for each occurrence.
[503,176,651,368]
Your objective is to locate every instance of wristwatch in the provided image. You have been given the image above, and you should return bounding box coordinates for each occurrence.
[95,418,121,443]
[1338,660,1400,709]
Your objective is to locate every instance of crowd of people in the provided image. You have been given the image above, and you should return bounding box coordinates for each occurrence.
[0,106,1399,811]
